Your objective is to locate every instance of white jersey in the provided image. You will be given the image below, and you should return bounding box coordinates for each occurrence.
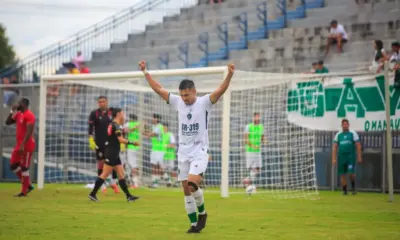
[330,23,348,40]
[168,93,213,157]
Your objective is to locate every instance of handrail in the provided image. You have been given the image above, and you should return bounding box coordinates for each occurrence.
[5,0,199,82]
[198,32,209,67]
[277,0,287,28]
[257,2,268,38]
[178,42,189,68]
[158,52,169,69]
[218,22,229,59]
[300,0,307,18]
[238,12,248,49]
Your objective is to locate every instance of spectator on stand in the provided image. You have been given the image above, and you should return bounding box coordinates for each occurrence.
[62,62,80,96]
[387,41,399,68]
[325,20,348,55]
[2,76,19,107]
[310,62,317,73]
[315,61,329,74]
[72,51,84,69]
[63,62,80,74]
[255,49,267,68]
[80,62,90,74]
[198,0,224,4]
[370,40,387,73]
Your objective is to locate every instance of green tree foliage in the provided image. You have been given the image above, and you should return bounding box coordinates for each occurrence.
[0,23,16,70]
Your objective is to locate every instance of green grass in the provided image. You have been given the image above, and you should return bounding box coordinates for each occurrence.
[0,183,399,240]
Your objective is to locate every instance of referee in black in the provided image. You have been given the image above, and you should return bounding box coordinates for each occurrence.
[88,96,119,193]
[89,107,140,202]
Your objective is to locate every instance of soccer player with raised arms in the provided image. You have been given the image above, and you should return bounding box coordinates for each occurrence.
[332,119,362,195]
[244,112,265,187]
[139,60,235,233]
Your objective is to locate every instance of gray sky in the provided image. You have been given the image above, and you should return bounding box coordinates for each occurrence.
[0,0,195,59]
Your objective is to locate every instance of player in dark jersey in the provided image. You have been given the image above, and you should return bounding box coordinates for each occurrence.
[89,107,140,202]
[88,96,119,193]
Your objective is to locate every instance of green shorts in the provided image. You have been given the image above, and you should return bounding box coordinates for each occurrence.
[337,154,356,175]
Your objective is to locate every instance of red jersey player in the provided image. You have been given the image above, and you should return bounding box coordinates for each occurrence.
[5,98,35,197]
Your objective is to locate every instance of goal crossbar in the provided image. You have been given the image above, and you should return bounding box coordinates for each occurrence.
[36,67,373,198]
[40,66,227,82]
[37,66,229,193]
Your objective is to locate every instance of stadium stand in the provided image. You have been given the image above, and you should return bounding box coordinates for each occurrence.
[85,0,400,73]
[1,0,399,80]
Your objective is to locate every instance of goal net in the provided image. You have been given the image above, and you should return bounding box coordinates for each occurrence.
[38,67,320,199]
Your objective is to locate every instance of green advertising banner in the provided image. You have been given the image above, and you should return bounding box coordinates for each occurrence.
[287,75,399,132]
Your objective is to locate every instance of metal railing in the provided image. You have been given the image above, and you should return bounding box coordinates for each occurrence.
[198,32,209,67]
[158,52,170,69]
[2,0,198,82]
[178,42,189,68]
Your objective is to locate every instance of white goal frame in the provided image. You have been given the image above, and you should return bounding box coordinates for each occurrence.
[38,66,232,197]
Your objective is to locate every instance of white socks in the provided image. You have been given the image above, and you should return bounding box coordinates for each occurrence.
[250,170,257,183]
[192,188,206,215]
[110,177,117,185]
[184,195,197,226]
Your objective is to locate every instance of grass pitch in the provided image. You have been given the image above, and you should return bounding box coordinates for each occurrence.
[0,183,399,240]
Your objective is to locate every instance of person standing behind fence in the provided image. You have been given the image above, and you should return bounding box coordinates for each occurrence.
[332,119,362,195]
[124,114,141,188]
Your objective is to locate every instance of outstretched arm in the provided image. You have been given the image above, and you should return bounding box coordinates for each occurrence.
[210,64,235,104]
[114,126,139,146]
[139,61,169,102]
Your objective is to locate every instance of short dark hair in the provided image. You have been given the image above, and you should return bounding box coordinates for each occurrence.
[330,20,338,25]
[318,60,324,65]
[129,114,138,121]
[163,122,169,128]
[20,98,30,107]
[312,62,317,66]
[179,79,195,90]
[341,118,349,124]
[98,95,107,100]
[392,41,400,47]
[253,112,260,116]
[110,107,122,118]
[153,113,161,120]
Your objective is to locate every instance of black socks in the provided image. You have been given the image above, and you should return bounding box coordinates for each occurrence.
[112,170,117,179]
[91,177,105,196]
[118,179,131,197]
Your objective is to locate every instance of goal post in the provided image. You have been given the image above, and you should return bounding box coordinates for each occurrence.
[37,67,228,191]
[37,66,327,199]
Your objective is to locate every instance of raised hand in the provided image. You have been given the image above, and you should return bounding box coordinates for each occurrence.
[138,61,146,72]
[228,63,235,74]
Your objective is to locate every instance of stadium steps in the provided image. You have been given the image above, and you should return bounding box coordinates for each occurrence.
[88,0,327,70]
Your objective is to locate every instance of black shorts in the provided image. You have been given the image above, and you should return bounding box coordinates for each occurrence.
[104,149,122,167]
[95,146,105,161]
[331,38,347,44]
